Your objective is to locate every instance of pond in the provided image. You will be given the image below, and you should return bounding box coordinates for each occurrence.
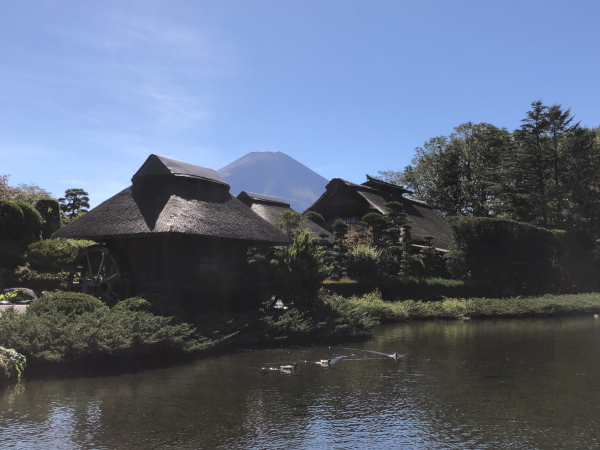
[2,316,600,449]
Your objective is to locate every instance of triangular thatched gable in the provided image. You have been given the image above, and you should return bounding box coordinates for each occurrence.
[238,191,334,243]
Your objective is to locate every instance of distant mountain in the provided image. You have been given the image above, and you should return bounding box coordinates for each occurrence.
[217,152,329,212]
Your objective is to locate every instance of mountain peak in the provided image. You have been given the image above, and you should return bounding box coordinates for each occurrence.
[217,152,328,212]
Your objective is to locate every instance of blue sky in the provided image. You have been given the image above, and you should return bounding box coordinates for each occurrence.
[1,0,599,206]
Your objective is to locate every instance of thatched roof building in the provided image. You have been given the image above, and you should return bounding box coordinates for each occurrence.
[237,191,334,243]
[54,155,290,244]
[305,175,453,251]
[54,154,290,302]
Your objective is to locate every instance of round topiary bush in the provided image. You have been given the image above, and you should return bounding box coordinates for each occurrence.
[0,200,25,241]
[27,291,107,317]
[13,201,44,243]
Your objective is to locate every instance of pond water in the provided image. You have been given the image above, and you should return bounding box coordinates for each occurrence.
[2,316,600,449]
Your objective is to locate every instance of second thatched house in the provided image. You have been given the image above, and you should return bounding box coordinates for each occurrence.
[53,154,290,304]
[237,191,334,243]
[305,175,453,251]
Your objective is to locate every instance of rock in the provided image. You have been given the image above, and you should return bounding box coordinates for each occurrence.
[2,288,38,303]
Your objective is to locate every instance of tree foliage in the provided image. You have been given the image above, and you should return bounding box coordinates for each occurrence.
[274,210,304,238]
[59,188,90,218]
[379,101,600,242]
[273,230,332,307]
[379,122,511,217]
[13,183,55,205]
[0,175,19,201]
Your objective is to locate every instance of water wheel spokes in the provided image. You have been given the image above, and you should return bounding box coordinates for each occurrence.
[68,245,134,304]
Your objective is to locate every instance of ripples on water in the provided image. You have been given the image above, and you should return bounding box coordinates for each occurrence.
[2,316,600,449]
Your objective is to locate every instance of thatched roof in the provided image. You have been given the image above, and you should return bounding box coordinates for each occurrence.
[305,177,453,250]
[53,155,291,245]
[237,191,335,243]
[133,154,229,186]
[237,191,289,206]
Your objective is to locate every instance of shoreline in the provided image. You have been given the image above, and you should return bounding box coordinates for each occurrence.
[3,291,600,381]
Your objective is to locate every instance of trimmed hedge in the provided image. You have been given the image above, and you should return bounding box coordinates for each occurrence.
[446,217,564,294]
[35,199,61,239]
[0,200,44,269]
[24,238,96,273]
[10,265,68,291]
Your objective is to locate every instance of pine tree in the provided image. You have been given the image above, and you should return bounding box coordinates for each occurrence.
[59,189,90,218]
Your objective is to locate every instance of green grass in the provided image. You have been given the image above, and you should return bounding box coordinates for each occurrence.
[323,276,501,301]
[344,290,600,322]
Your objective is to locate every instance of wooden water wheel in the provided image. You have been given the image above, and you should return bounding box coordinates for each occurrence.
[68,245,134,304]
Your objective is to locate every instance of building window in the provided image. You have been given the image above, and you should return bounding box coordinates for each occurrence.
[198,255,219,272]
[325,217,358,228]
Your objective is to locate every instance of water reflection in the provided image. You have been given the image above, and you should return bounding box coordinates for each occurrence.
[2,317,600,449]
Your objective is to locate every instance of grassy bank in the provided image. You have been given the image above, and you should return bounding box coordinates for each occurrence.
[344,290,600,322]
[323,276,501,301]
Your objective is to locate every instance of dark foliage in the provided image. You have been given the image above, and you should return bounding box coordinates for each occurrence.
[446,217,565,294]
[0,200,43,269]
[117,293,184,320]
[27,291,107,317]
[35,199,61,239]
[303,211,326,228]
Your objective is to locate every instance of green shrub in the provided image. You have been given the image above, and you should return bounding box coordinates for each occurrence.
[345,244,380,279]
[0,241,27,270]
[13,201,43,243]
[0,200,25,241]
[118,293,184,319]
[24,238,96,272]
[113,297,152,313]
[256,297,378,343]
[0,307,205,363]
[0,200,44,269]
[0,346,27,382]
[27,291,107,317]
[272,230,332,308]
[10,265,68,291]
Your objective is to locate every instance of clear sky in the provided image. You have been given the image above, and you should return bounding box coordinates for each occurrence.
[1,0,599,206]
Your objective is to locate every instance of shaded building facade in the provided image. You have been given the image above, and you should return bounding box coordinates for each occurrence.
[305,175,453,251]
